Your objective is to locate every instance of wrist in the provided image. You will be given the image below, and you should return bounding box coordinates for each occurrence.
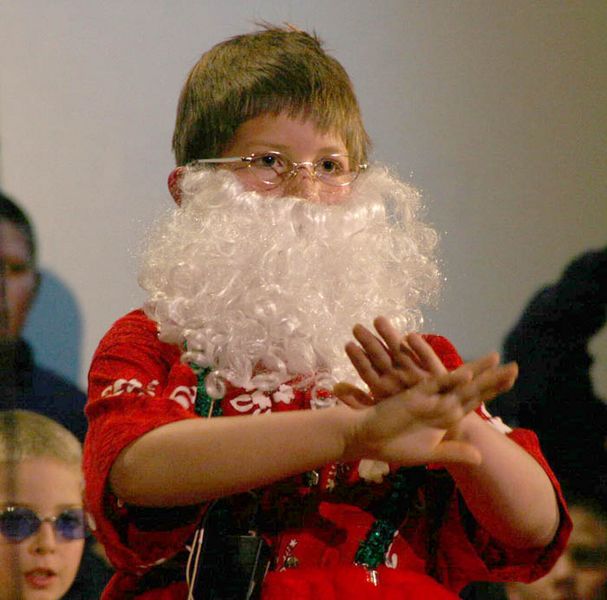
[335,404,372,462]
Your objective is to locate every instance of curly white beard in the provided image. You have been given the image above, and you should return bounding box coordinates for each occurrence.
[139,166,441,398]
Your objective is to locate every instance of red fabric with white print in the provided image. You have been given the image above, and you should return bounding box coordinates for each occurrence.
[83,310,571,599]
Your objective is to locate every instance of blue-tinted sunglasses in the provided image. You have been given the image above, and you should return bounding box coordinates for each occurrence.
[0,506,86,543]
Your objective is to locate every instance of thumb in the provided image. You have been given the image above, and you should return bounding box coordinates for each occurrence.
[333,382,374,408]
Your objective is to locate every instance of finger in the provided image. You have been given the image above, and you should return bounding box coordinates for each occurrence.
[336,394,367,410]
[454,352,500,379]
[428,441,482,466]
[374,319,426,386]
[456,362,519,413]
[420,367,474,395]
[345,341,382,390]
[406,333,448,375]
[373,316,419,366]
[333,382,376,408]
[397,354,429,383]
[373,316,402,351]
[473,362,518,406]
[448,353,501,409]
[352,323,394,373]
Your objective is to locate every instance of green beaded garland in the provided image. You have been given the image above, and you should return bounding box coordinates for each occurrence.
[354,467,424,569]
[191,365,223,418]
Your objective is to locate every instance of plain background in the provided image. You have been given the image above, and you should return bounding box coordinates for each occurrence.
[0,1,605,395]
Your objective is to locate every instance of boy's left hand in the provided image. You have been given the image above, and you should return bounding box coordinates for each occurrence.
[339,316,516,412]
[341,316,446,407]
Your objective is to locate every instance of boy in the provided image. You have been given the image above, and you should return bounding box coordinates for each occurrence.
[0,410,86,599]
[84,26,570,598]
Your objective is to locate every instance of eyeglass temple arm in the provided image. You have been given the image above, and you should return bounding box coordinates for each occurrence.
[190,157,250,165]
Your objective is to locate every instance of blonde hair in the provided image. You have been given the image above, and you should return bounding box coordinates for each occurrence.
[0,410,81,470]
[172,24,370,166]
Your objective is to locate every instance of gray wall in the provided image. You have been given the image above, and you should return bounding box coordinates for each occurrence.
[0,1,605,394]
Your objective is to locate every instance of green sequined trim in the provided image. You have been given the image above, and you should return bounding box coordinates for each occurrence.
[354,518,395,567]
[191,365,223,418]
[354,466,425,569]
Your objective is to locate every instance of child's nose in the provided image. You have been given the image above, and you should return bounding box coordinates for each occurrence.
[30,522,57,555]
[282,168,320,202]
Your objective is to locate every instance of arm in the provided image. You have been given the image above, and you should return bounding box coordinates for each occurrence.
[339,317,559,549]
[87,311,523,516]
[110,404,350,505]
[111,364,503,506]
[445,412,559,548]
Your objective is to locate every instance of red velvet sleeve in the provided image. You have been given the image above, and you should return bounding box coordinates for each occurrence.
[83,310,205,574]
[422,334,572,591]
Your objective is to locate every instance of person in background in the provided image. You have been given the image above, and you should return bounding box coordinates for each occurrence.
[505,494,607,600]
[463,248,607,600]
[0,190,87,442]
[493,247,607,503]
[0,410,85,599]
[0,190,113,596]
[463,492,607,600]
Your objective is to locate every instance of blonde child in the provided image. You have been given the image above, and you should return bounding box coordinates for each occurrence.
[0,410,85,599]
[83,25,570,599]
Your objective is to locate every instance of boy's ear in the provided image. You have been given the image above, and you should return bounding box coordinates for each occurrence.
[168,167,185,205]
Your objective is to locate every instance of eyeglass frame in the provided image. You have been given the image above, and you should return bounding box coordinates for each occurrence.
[0,505,87,543]
[187,151,368,188]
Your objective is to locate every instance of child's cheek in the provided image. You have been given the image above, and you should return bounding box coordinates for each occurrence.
[318,186,352,205]
[231,168,268,193]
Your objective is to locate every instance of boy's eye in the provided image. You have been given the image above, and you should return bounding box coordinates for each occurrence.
[318,158,344,174]
[570,545,607,567]
[1,259,31,277]
[253,154,286,170]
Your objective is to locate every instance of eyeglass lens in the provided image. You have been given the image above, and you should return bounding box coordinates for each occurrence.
[248,153,356,186]
[0,507,86,542]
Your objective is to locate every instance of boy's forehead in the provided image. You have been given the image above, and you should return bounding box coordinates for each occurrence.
[0,458,82,499]
[226,112,347,154]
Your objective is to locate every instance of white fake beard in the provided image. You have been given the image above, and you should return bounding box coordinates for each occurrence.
[139,166,441,399]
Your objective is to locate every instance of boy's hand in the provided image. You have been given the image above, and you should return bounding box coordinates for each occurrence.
[342,316,447,406]
[341,316,516,410]
[338,356,516,466]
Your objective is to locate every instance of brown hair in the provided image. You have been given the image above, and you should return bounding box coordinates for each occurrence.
[172,25,370,166]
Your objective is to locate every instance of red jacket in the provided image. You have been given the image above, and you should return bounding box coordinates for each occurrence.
[84,310,571,599]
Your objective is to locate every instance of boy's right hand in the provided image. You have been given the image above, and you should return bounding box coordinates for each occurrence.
[336,353,516,467]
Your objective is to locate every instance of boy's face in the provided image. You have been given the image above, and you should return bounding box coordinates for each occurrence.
[221,112,352,204]
[506,505,607,600]
[0,458,84,600]
[0,220,38,340]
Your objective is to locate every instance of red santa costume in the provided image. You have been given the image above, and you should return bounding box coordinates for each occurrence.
[83,168,571,598]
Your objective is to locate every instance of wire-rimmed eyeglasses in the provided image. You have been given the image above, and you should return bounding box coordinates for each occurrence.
[188,151,367,188]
